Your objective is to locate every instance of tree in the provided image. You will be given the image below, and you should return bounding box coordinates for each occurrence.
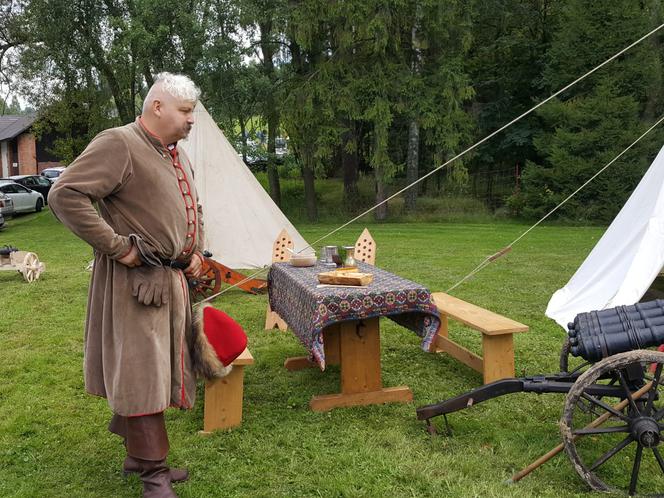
[513,0,664,222]
[465,0,559,209]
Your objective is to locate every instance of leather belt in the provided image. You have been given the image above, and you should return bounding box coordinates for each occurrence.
[159,258,189,270]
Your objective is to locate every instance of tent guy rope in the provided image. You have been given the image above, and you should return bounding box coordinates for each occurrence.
[195,23,664,306]
[446,112,664,293]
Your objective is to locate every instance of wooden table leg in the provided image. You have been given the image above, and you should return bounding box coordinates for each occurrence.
[310,318,412,411]
[284,324,341,370]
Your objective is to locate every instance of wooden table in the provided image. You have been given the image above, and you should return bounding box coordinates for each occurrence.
[268,262,440,412]
[284,318,414,411]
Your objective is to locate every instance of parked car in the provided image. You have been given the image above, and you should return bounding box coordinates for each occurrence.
[0,180,44,213]
[41,166,66,183]
[9,175,53,204]
[0,191,14,218]
[0,212,5,229]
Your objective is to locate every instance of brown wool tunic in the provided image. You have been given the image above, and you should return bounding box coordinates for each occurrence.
[49,118,204,416]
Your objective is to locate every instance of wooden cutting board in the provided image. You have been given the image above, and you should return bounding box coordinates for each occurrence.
[317,269,374,286]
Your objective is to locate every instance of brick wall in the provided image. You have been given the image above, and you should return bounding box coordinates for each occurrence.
[17,133,37,175]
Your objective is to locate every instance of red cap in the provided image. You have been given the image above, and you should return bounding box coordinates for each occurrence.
[203,306,248,366]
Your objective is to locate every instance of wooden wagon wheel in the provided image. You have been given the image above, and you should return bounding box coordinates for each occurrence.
[560,350,664,496]
[189,259,222,302]
[21,252,43,283]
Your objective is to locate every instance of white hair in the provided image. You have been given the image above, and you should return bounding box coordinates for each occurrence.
[143,72,200,113]
[153,72,200,101]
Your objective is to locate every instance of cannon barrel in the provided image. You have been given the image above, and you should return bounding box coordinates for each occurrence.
[568,300,664,361]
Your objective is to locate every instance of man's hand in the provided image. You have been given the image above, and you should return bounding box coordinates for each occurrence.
[118,244,142,268]
[185,252,204,279]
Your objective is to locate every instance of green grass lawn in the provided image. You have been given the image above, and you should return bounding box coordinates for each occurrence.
[0,209,618,497]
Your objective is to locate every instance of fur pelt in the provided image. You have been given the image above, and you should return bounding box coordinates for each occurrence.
[190,303,233,379]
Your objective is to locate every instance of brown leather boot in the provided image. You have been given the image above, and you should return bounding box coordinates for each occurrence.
[125,412,178,498]
[110,413,188,483]
[123,456,189,482]
[131,457,177,498]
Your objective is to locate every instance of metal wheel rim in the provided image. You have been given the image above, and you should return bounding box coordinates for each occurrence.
[560,350,664,496]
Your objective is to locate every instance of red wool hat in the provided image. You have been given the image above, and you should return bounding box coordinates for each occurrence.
[203,305,248,366]
[191,303,248,379]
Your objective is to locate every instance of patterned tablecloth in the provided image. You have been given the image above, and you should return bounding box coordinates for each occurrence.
[268,261,440,369]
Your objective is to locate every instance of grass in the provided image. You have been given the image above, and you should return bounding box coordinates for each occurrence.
[0,208,620,497]
[254,173,497,225]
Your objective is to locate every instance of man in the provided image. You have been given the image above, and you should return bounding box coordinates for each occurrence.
[49,72,205,498]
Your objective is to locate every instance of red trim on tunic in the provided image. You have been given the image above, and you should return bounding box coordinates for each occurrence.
[176,270,189,408]
[138,116,168,148]
[168,146,198,256]
[127,409,166,418]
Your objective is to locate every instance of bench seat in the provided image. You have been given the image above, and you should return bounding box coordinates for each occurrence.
[431,293,528,384]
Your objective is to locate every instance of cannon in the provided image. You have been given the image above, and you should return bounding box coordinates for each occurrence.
[417,301,664,496]
[0,246,45,282]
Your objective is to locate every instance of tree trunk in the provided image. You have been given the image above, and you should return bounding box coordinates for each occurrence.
[404,119,419,212]
[302,147,318,221]
[374,167,387,220]
[260,20,281,206]
[342,120,359,210]
[239,119,247,163]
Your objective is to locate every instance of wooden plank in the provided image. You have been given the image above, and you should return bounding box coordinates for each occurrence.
[283,325,341,370]
[317,270,374,286]
[323,324,341,365]
[434,335,484,373]
[340,318,382,394]
[265,303,288,331]
[431,292,528,336]
[310,386,412,412]
[202,366,245,433]
[482,334,515,383]
[233,348,254,366]
[284,356,319,371]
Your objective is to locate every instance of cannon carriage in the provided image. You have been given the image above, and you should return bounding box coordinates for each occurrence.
[0,246,45,282]
[417,300,664,496]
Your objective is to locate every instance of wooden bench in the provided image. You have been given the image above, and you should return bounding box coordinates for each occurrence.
[200,348,254,433]
[431,293,528,384]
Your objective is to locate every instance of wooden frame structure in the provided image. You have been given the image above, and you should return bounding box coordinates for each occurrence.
[354,228,376,265]
[200,348,254,433]
[430,292,529,384]
[264,229,292,331]
[284,318,412,411]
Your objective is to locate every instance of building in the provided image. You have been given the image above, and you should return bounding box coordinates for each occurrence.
[0,115,62,177]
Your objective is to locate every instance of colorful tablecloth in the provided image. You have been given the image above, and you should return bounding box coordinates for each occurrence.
[268,261,440,369]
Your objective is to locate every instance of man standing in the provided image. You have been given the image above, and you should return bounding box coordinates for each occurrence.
[49,73,205,498]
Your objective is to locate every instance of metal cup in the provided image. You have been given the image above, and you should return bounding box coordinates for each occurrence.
[322,245,338,265]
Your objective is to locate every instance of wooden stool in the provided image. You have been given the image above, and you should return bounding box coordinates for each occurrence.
[265,229,291,331]
[431,292,528,384]
[200,348,254,433]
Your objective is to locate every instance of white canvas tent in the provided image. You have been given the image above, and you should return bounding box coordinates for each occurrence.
[179,102,309,268]
[546,145,664,328]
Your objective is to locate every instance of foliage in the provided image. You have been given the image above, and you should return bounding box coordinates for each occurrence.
[2,1,664,221]
[511,0,664,222]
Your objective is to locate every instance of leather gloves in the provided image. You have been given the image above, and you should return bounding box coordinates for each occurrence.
[131,266,170,307]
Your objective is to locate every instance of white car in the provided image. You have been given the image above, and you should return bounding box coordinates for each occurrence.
[41,166,66,183]
[0,180,45,213]
[0,191,14,217]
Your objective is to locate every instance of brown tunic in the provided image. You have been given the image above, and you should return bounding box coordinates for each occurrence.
[49,118,204,416]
